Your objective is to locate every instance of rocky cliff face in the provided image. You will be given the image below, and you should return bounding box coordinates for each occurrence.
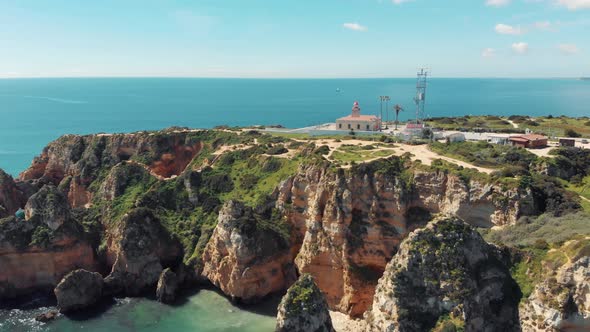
[412,169,535,227]
[520,252,590,331]
[276,274,335,332]
[274,160,532,317]
[19,131,203,208]
[0,169,26,218]
[201,200,297,302]
[4,131,542,325]
[103,208,182,296]
[366,218,521,332]
[24,185,70,230]
[0,200,97,300]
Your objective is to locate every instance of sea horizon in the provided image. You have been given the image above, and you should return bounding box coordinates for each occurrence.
[0,76,586,80]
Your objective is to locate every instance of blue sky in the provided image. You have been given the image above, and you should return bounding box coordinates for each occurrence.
[0,0,588,78]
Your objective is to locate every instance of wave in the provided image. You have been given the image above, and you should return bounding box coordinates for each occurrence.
[22,95,88,104]
[0,94,87,104]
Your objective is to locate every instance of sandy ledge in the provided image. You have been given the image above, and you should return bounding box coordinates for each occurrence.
[330,311,368,331]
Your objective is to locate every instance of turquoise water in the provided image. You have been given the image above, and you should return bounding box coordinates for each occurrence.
[0,290,277,332]
[1,78,589,176]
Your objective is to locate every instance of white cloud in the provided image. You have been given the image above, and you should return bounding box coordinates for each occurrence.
[343,23,368,32]
[482,48,496,57]
[486,0,511,7]
[512,42,529,54]
[558,43,579,54]
[392,0,413,4]
[495,23,523,35]
[556,0,590,10]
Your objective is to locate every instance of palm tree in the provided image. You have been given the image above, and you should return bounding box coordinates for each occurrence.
[393,104,404,130]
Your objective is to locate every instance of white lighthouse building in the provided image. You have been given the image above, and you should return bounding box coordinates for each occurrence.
[336,101,381,132]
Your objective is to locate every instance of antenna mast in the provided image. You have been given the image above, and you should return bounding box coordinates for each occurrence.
[414,68,429,124]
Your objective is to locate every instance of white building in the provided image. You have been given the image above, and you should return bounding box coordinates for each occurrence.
[336,101,381,132]
[488,134,511,145]
[446,133,466,143]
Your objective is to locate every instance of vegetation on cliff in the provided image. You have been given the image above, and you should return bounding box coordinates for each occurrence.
[482,211,590,298]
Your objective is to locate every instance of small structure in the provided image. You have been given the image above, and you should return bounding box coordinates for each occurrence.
[446,133,466,143]
[559,138,576,147]
[509,134,548,149]
[336,101,381,132]
[488,135,510,145]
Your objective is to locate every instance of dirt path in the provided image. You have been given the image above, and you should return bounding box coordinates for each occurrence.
[310,138,495,174]
[527,146,556,158]
[507,119,519,129]
[410,144,495,174]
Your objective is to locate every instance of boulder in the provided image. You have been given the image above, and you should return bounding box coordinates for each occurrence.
[276,274,335,332]
[35,310,59,323]
[156,268,179,304]
[54,269,104,313]
[366,218,521,332]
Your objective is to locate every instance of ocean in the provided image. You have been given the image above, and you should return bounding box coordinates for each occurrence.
[0,78,589,331]
[0,289,277,332]
[1,78,589,176]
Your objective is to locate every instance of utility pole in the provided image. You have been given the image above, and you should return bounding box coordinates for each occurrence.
[380,95,390,130]
[385,96,390,129]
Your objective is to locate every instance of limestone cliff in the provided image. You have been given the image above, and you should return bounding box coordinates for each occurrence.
[275,159,532,317]
[365,218,521,332]
[0,197,97,299]
[24,185,70,230]
[4,131,542,323]
[201,200,297,302]
[0,169,26,218]
[19,131,203,208]
[103,208,182,296]
[276,273,335,332]
[520,243,590,331]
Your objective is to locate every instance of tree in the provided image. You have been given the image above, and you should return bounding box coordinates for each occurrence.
[393,104,404,130]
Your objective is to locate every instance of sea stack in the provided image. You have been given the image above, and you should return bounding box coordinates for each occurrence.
[275,274,335,332]
[366,217,521,332]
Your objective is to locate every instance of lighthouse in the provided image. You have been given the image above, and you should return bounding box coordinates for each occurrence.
[335,101,381,131]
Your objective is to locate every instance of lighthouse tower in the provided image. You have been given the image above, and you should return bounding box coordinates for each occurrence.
[351,101,361,117]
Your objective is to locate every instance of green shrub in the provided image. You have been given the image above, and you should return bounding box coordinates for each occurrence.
[266,145,288,155]
[565,129,582,138]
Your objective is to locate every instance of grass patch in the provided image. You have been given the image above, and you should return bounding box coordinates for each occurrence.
[426,115,520,132]
[535,116,590,138]
[481,212,590,247]
[429,141,537,169]
[481,212,590,298]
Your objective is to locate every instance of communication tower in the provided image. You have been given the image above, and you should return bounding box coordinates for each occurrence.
[414,68,429,124]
